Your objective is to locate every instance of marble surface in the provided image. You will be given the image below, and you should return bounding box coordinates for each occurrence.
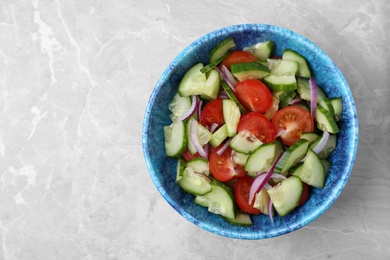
[0,0,388,259]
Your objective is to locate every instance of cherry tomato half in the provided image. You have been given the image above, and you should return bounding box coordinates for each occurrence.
[272,105,314,146]
[298,182,309,206]
[234,175,262,215]
[199,98,224,128]
[220,50,258,70]
[237,112,276,143]
[234,79,273,113]
[209,145,246,182]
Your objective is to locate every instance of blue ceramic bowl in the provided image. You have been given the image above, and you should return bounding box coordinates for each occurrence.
[142,24,358,239]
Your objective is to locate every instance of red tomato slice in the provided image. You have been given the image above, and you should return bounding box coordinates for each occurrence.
[220,50,258,70]
[209,145,246,182]
[298,182,309,206]
[237,112,276,143]
[234,79,273,113]
[199,98,224,128]
[272,105,314,146]
[234,175,262,215]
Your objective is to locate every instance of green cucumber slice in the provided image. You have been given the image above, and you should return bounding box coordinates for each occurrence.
[200,69,221,100]
[177,167,212,196]
[253,188,270,215]
[311,133,337,159]
[292,148,325,188]
[319,97,336,120]
[220,210,253,227]
[164,120,187,158]
[186,157,209,175]
[209,124,228,147]
[282,49,311,78]
[231,150,249,166]
[321,159,331,176]
[176,157,186,182]
[230,130,263,154]
[243,40,275,61]
[315,104,339,134]
[263,74,297,91]
[245,142,276,173]
[267,176,303,216]
[168,93,192,119]
[195,180,236,219]
[231,62,270,81]
[300,132,320,143]
[296,77,326,103]
[268,59,299,76]
[200,54,227,74]
[187,118,212,154]
[222,99,241,137]
[329,97,342,121]
[210,37,236,63]
[220,80,247,113]
[178,63,206,97]
[275,139,309,174]
[274,90,296,108]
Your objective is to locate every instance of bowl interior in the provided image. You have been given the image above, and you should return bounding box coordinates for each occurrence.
[142,24,358,239]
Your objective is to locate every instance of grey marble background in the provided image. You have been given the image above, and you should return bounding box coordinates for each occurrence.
[0,0,389,259]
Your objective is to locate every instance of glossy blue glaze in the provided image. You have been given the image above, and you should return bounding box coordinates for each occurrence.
[142,24,359,240]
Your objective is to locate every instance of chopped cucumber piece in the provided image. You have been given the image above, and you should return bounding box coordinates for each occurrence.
[268,59,299,76]
[201,54,227,74]
[282,49,311,78]
[275,139,309,174]
[178,63,206,96]
[164,120,187,158]
[195,180,236,219]
[300,132,320,143]
[187,118,212,154]
[243,40,275,61]
[220,210,253,227]
[319,97,336,120]
[274,90,296,108]
[329,97,343,121]
[177,167,212,196]
[231,150,249,166]
[201,69,221,100]
[321,159,332,176]
[176,157,186,182]
[209,124,228,147]
[263,74,297,91]
[315,104,339,134]
[292,148,325,188]
[230,130,263,154]
[245,142,276,173]
[220,80,247,113]
[168,93,192,119]
[267,176,303,216]
[186,157,209,175]
[309,133,337,159]
[253,188,270,215]
[223,99,241,137]
[210,37,236,63]
[231,62,270,81]
[296,77,326,103]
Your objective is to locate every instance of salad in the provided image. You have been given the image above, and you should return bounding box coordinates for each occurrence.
[163,36,342,226]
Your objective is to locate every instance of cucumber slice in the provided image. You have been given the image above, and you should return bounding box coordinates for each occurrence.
[231,62,270,81]
[220,210,253,227]
[200,69,221,100]
[186,157,209,175]
[210,37,236,63]
[296,77,326,103]
[314,134,337,159]
[263,74,297,91]
[177,167,212,196]
[245,142,276,173]
[321,159,331,176]
[230,130,263,154]
[282,49,311,78]
[275,139,309,174]
[209,124,228,147]
[220,80,247,113]
[315,104,339,134]
[292,148,325,188]
[178,63,206,97]
[222,99,241,137]
[253,188,270,215]
[195,180,236,219]
[267,176,303,216]
[329,97,342,121]
[300,132,320,143]
[268,59,299,76]
[187,118,212,154]
[164,120,187,157]
[200,54,227,74]
[176,157,186,182]
[231,150,249,166]
[243,40,275,61]
[319,97,335,120]
[168,93,192,119]
[274,90,296,108]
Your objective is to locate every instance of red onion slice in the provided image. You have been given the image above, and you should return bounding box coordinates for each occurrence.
[209,123,219,133]
[275,129,286,138]
[288,96,302,105]
[216,138,231,155]
[270,173,287,180]
[309,77,317,118]
[312,130,330,154]
[248,152,284,205]
[268,198,274,222]
[221,65,237,87]
[190,119,208,158]
[175,95,198,121]
[215,66,236,90]
[197,99,203,120]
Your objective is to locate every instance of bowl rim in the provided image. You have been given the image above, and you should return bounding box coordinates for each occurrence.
[142,23,359,239]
